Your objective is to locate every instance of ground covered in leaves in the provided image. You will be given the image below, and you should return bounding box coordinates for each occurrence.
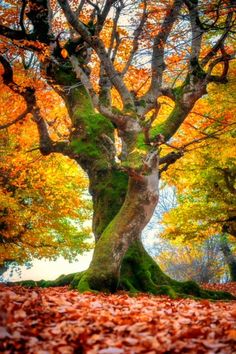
[0,284,236,353]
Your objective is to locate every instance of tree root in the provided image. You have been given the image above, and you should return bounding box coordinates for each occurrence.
[8,241,236,300]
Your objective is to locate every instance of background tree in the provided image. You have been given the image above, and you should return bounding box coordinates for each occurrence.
[0,0,235,298]
[157,236,228,283]
[0,64,92,276]
[160,70,236,281]
[0,122,92,277]
[160,89,236,276]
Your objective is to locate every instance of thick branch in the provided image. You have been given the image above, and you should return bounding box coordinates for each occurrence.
[20,0,27,33]
[58,0,135,109]
[0,54,64,155]
[70,55,99,108]
[185,0,204,63]
[0,25,27,40]
[96,0,118,34]
[206,48,233,83]
[159,151,184,174]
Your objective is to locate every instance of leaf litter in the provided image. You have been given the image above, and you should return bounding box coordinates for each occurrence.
[0,283,235,353]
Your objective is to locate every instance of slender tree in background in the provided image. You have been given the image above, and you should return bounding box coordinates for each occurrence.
[0,0,235,297]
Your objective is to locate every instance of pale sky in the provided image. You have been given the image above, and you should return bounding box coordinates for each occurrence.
[3,251,93,282]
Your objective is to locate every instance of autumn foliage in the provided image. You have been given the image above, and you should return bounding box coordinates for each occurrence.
[0,0,236,296]
[0,284,236,353]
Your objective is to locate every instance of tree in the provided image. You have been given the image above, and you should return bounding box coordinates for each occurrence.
[0,0,235,298]
[160,91,236,280]
[0,111,92,275]
[157,236,228,283]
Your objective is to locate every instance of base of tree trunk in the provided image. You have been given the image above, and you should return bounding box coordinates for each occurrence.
[11,241,235,300]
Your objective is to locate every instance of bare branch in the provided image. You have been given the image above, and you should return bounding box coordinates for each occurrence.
[159,151,184,175]
[140,0,183,112]
[58,0,135,109]
[0,25,27,40]
[0,109,29,130]
[206,47,234,83]
[19,0,27,34]
[201,9,234,67]
[184,0,204,64]
[121,0,148,76]
[108,4,122,57]
[96,0,118,34]
[70,55,99,107]
[86,0,101,17]
[75,0,87,17]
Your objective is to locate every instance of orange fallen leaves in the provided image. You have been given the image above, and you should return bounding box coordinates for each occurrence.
[0,283,236,353]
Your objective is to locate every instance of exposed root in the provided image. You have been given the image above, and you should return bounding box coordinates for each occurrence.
[7,241,236,300]
[119,240,235,300]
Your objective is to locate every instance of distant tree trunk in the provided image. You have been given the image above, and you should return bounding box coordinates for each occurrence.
[0,264,8,278]
[220,234,236,282]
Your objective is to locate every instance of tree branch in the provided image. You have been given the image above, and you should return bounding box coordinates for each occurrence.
[139,0,182,113]
[0,25,27,40]
[70,55,99,108]
[0,109,29,130]
[206,47,234,83]
[184,0,204,66]
[96,0,118,34]
[19,0,27,34]
[159,151,184,174]
[201,8,234,67]
[121,0,147,76]
[0,54,61,156]
[58,0,135,109]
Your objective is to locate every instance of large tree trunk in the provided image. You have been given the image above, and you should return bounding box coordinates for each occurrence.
[76,172,159,292]
[66,169,234,299]
[15,152,235,299]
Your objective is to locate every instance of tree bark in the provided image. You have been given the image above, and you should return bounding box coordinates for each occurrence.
[77,172,159,292]
[220,235,236,282]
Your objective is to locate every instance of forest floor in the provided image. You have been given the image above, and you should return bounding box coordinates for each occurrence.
[0,283,235,354]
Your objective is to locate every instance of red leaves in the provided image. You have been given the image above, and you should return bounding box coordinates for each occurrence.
[0,284,236,353]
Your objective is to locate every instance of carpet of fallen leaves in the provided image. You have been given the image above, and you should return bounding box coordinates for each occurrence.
[0,284,236,354]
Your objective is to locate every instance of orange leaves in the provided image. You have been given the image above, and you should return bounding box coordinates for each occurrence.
[0,115,91,266]
[0,284,236,353]
[61,48,69,59]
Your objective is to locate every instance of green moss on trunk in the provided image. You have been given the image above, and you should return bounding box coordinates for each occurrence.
[119,240,235,300]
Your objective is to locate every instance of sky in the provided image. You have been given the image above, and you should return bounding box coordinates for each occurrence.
[3,252,93,282]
